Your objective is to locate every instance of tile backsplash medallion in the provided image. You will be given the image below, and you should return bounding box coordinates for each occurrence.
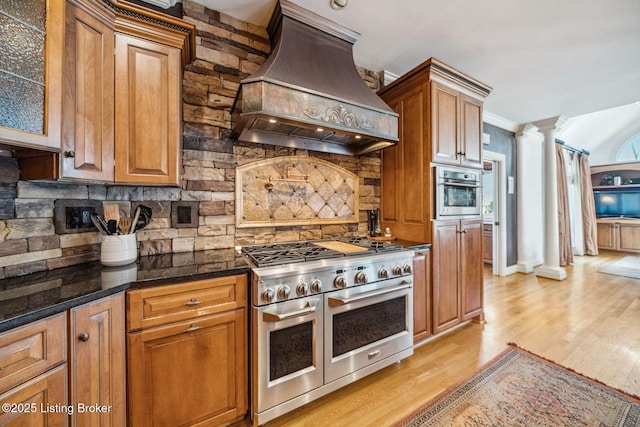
[0,0,383,278]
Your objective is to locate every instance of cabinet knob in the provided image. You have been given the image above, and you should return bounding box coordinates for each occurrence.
[184,324,201,333]
[64,150,76,158]
[184,298,202,306]
[78,332,90,342]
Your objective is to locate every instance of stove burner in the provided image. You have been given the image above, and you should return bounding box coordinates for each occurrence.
[241,238,404,267]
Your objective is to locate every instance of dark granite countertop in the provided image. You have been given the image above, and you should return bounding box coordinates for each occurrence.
[395,239,432,251]
[0,249,249,333]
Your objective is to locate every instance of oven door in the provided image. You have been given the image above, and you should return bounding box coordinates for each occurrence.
[437,180,481,218]
[253,296,323,414]
[324,279,413,383]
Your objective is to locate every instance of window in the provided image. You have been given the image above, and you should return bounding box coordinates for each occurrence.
[617,134,640,162]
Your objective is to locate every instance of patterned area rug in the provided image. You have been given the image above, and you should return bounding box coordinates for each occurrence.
[599,256,640,279]
[395,345,640,426]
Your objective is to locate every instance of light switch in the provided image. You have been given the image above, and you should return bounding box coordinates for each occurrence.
[508,176,515,194]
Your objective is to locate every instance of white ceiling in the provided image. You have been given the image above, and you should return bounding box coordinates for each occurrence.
[190,0,640,156]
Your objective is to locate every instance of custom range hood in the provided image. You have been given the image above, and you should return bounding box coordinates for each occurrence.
[231,0,398,156]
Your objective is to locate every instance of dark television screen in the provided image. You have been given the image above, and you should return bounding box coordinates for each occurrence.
[594,190,640,218]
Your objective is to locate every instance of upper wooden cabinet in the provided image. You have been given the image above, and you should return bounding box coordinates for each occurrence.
[114,33,182,185]
[0,0,64,151]
[378,58,491,243]
[62,1,115,181]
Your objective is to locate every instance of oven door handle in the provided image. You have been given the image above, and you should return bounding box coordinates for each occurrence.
[263,299,320,322]
[438,182,480,188]
[328,283,412,307]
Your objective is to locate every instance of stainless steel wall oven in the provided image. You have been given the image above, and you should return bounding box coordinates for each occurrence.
[434,165,482,218]
[242,239,414,426]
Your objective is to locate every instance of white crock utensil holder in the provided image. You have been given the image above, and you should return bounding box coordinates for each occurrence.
[100,233,137,266]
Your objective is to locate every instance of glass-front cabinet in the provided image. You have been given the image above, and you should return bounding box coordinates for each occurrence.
[0,0,64,150]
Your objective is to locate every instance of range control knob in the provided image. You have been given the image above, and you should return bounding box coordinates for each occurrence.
[310,279,322,293]
[296,282,309,296]
[403,264,412,274]
[262,288,275,303]
[334,276,347,289]
[378,268,389,279]
[392,265,403,276]
[355,272,367,285]
[277,285,291,300]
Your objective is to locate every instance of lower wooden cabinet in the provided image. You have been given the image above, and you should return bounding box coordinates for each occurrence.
[126,274,248,427]
[412,247,432,343]
[432,218,484,334]
[0,364,68,427]
[597,220,640,253]
[482,223,493,266]
[69,294,126,427]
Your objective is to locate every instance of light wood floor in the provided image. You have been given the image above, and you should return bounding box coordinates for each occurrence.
[244,250,640,427]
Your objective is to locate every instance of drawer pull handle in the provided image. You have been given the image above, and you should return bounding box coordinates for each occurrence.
[184,324,200,333]
[78,332,90,342]
[184,298,202,306]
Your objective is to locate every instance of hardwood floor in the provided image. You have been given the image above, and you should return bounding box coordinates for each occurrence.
[243,250,640,427]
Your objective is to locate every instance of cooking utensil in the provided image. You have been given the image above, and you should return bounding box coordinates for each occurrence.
[134,205,152,232]
[107,220,118,235]
[104,204,120,223]
[130,206,141,234]
[90,212,107,235]
[118,217,132,235]
[91,212,111,235]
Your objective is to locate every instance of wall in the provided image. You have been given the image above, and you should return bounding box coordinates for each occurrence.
[0,0,383,278]
[482,123,517,267]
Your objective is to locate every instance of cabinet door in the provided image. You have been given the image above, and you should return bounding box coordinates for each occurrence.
[483,223,493,265]
[617,223,640,253]
[381,84,430,242]
[115,33,181,186]
[69,293,125,427]
[0,0,64,150]
[128,310,248,427]
[432,220,461,333]
[62,3,115,181]
[0,364,67,427]
[460,95,483,168]
[596,223,615,249]
[431,81,460,166]
[0,314,66,395]
[412,249,432,343]
[460,219,484,321]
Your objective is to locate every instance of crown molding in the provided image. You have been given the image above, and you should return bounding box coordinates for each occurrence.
[482,111,518,132]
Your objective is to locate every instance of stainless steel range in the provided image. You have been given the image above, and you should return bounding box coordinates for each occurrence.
[242,238,414,426]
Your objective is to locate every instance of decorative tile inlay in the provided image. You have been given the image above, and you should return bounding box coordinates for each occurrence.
[236,156,359,228]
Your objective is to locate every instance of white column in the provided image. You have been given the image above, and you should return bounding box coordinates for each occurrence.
[533,116,568,281]
[515,123,544,273]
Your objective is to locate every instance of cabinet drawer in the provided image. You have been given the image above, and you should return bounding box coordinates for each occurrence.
[0,314,66,395]
[127,274,247,331]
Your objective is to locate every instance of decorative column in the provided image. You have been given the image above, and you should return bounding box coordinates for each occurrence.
[515,123,544,273]
[533,116,568,281]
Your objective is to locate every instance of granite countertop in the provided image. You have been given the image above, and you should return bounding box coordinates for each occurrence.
[0,249,249,333]
[395,239,432,251]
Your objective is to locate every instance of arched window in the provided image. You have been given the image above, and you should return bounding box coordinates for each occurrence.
[617,134,640,162]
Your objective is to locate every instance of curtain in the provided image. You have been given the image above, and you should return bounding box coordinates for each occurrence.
[556,144,573,265]
[579,154,599,255]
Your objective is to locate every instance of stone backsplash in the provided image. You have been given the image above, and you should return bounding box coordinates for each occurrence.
[0,0,383,278]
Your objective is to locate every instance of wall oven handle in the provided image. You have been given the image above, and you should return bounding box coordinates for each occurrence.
[263,299,320,322]
[438,182,480,188]
[328,283,412,307]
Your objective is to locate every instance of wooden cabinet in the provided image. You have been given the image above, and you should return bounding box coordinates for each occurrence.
[0,365,68,427]
[0,314,67,426]
[127,274,248,427]
[430,80,484,168]
[483,223,493,266]
[412,247,432,343]
[69,293,125,427]
[598,220,640,253]
[114,33,182,186]
[0,0,64,151]
[62,1,115,181]
[432,218,484,334]
[379,58,491,244]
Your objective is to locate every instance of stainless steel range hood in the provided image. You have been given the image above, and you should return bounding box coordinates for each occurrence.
[231,0,398,156]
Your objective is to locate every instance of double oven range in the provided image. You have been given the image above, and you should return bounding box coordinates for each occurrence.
[241,238,414,425]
